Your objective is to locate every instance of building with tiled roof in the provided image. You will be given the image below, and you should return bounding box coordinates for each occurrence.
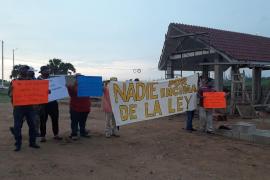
[159,23,270,114]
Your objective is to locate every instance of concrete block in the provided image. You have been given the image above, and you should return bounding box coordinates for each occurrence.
[232,131,240,139]
[215,129,233,138]
[217,130,253,142]
[253,135,270,145]
[239,133,254,141]
[216,125,270,144]
[231,122,256,134]
[254,129,270,137]
[252,130,270,145]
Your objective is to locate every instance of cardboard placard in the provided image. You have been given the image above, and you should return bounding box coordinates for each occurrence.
[13,80,49,106]
[77,76,102,97]
[49,76,69,102]
[203,92,226,108]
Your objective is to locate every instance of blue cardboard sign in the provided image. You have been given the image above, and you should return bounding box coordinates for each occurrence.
[77,76,103,97]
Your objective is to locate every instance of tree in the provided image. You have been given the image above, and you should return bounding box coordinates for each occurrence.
[47,58,76,75]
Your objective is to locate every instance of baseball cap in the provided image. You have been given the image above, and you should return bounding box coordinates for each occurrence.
[39,66,50,73]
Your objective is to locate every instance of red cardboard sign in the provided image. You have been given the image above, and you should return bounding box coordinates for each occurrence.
[13,80,49,106]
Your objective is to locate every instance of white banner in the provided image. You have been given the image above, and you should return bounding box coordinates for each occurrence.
[109,75,198,126]
[49,76,69,102]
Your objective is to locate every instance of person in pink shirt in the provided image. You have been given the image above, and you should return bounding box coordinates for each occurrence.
[103,77,120,138]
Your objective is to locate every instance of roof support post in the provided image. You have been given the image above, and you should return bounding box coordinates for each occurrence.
[202,61,209,80]
[230,65,237,115]
[165,60,174,79]
[214,57,223,91]
[252,67,262,104]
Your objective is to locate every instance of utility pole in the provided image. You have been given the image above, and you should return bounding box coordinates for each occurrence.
[1,40,4,88]
[12,49,14,69]
[12,48,17,69]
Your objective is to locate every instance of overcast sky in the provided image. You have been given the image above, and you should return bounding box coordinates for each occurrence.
[1,0,270,80]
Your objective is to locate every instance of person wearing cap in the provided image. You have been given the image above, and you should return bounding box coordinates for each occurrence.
[26,67,42,137]
[8,65,40,151]
[103,77,120,138]
[38,66,62,142]
[67,74,91,140]
[198,78,215,134]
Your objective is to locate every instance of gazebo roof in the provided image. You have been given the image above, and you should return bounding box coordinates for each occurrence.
[159,23,270,71]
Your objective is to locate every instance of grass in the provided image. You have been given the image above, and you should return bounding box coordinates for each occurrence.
[0,89,10,103]
[224,77,270,90]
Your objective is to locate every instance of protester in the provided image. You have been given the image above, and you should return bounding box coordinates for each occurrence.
[27,67,36,80]
[27,67,41,136]
[8,65,40,151]
[185,110,196,132]
[38,66,62,142]
[198,78,215,134]
[184,75,200,132]
[67,75,91,140]
[103,77,120,138]
[9,66,36,136]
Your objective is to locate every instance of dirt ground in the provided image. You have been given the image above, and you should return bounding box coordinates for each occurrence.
[1,102,270,180]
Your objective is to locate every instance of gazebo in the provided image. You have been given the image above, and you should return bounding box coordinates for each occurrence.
[158,23,270,115]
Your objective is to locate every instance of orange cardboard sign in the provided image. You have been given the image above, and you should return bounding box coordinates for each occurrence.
[203,92,226,108]
[13,80,49,106]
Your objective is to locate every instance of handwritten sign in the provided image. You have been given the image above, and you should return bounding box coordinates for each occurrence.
[109,75,198,126]
[203,92,226,108]
[13,80,49,106]
[77,76,102,97]
[49,76,69,102]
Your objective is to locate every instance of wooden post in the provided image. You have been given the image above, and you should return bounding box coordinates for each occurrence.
[230,65,237,114]
[214,57,223,91]
[202,65,208,80]
[252,67,262,104]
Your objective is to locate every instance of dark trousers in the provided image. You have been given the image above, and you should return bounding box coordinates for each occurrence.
[70,109,89,136]
[186,110,195,130]
[40,101,59,137]
[13,106,36,147]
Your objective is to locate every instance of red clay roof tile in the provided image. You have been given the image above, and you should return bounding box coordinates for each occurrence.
[172,23,270,61]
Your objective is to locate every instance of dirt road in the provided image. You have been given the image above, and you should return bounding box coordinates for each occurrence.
[0,102,270,180]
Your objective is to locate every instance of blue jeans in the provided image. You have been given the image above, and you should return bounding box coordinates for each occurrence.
[186,111,195,130]
[70,109,89,136]
[13,106,36,147]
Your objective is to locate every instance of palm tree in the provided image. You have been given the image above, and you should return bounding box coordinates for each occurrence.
[47,58,76,75]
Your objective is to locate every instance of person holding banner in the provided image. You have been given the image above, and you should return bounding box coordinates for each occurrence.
[67,75,91,140]
[198,78,215,134]
[184,75,201,132]
[103,78,120,138]
[38,66,62,142]
[185,110,196,132]
[9,65,40,151]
